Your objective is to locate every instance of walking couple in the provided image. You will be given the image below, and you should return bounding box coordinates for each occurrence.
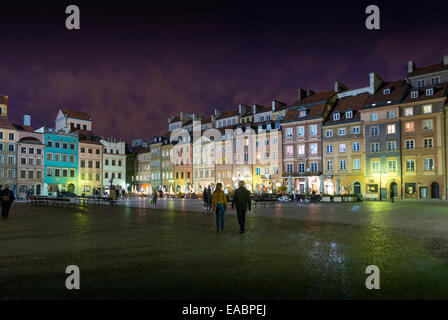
[212,181,251,233]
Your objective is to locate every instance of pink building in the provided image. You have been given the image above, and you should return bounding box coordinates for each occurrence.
[16,119,45,197]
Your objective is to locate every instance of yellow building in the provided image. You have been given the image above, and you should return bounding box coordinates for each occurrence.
[400,84,447,199]
[78,139,103,195]
[323,93,369,195]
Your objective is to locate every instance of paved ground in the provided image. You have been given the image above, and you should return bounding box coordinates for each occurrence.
[1,199,448,300]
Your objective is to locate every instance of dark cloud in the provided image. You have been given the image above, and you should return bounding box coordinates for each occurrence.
[0,1,447,141]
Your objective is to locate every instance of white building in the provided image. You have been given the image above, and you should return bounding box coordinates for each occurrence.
[55,108,92,133]
[100,137,126,191]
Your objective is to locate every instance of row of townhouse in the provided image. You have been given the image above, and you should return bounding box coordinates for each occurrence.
[129,54,448,200]
[0,99,127,197]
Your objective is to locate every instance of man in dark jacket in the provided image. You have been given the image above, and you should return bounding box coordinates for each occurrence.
[1,185,15,218]
[232,181,252,233]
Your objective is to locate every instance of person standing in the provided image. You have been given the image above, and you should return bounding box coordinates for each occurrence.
[212,183,227,232]
[1,185,16,218]
[207,186,212,210]
[232,180,252,233]
[152,190,158,206]
[390,189,395,203]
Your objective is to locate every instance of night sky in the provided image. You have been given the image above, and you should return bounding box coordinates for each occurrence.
[1,0,447,141]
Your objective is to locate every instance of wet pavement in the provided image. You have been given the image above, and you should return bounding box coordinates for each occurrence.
[1,199,448,300]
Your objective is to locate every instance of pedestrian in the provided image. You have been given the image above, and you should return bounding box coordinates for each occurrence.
[207,186,212,210]
[0,185,3,211]
[390,189,395,203]
[232,180,252,233]
[121,189,126,199]
[212,182,227,232]
[152,190,158,206]
[115,187,119,201]
[1,185,16,218]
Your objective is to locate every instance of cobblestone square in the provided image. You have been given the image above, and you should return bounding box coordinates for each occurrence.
[1,199,448,299]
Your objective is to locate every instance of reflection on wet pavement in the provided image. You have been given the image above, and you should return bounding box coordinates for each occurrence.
[1,200,448,299]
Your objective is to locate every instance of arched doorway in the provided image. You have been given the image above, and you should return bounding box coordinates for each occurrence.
[390,182,398,198]
[68,183,75,194]
[353,182,361,195]
[431,182,440,199]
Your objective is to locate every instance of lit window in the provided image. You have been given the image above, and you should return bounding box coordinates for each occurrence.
[405,122,414,132]
[423,105,432,113]
[298,144,305,155]
[353,159,360,170]
[387,124,395,134]
[371,161,380,172]
[423,119,433,130]
[310,144,318,154]
[405,107,413,116]
[339,144,346,153]
[309,125,317,136]
[297,126,304,137]
[406,159,415,172]
[371,113,378,121]
[424,158,434,171]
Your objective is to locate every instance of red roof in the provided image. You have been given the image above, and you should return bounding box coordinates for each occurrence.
[325,93,370,125]
[408,62,448,77]
[403,83,448,103]
[61,108,91,121]
[363,80,409,106]
[288,90,335,107]
[0,118,16,130]
[14,124,34,132]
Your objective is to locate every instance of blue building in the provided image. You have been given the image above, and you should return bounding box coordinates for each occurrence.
[37,128,79,196]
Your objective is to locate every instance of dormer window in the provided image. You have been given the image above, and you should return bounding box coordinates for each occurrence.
[410,91,419,99]
[298,110,307,118]
[333,113,340,121]
[417,79,426,88]
[383,88,390,95]
[345,111,353,119]
[426,88,434,96]
[431,76,440,85]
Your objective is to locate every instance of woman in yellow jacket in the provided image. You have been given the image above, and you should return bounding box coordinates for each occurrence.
[212,183,227,232]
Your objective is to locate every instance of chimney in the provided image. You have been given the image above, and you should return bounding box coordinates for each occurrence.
[369,72,384,94]
[23,115,31,127]
[238,104,249,115]
[334,81,348,93]
[252,104,256,114]
[444,55,448,66]
[298,88,307,100]
[271,100,276,111]
[307,90,314,97]
[408,60,415,73]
